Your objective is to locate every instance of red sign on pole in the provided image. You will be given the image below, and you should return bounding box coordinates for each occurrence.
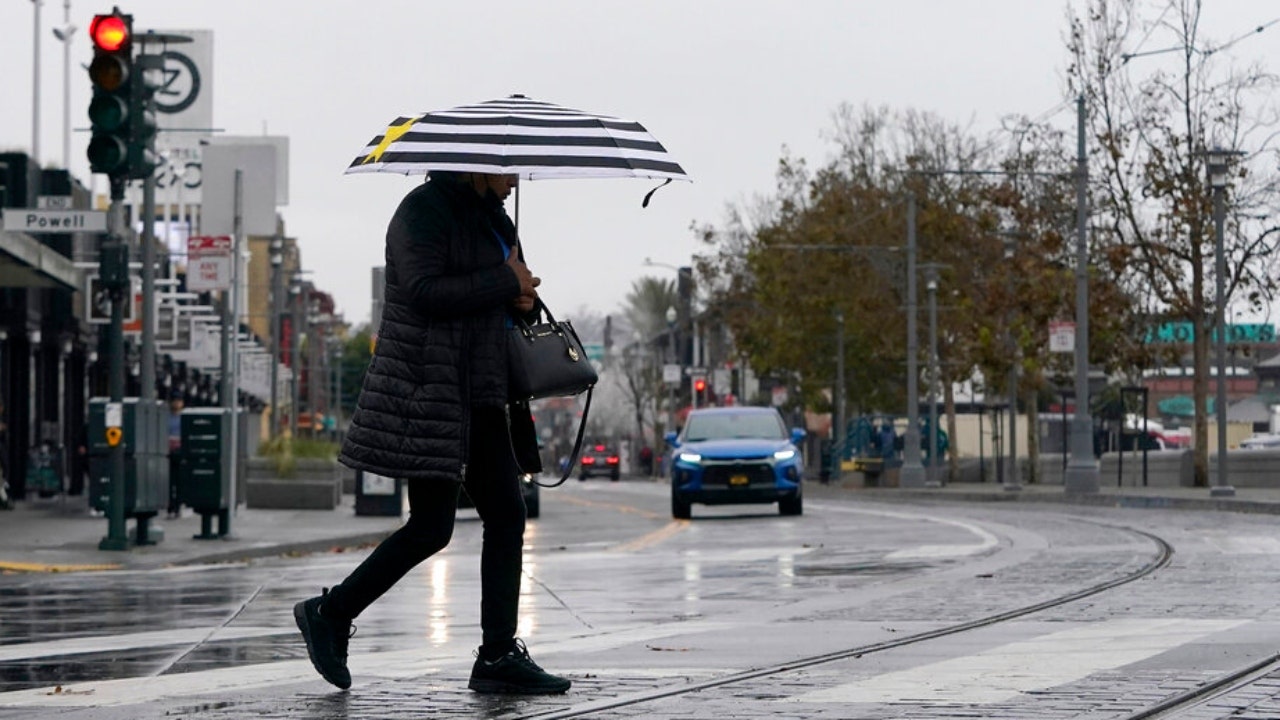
[186,235,233,291]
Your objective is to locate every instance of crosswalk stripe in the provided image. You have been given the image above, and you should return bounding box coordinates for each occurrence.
[788,618,1247,704]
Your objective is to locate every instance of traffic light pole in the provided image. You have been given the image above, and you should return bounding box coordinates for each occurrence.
[99,179,129,551]
[140,170,156,402]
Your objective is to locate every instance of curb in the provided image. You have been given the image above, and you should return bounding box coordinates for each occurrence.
[849,487,1280,516]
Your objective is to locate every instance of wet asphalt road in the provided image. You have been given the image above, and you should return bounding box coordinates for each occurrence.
[3,479,1280,719]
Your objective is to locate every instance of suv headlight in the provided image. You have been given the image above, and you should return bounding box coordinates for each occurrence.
[678,452,703,464]
[773,449,796,462]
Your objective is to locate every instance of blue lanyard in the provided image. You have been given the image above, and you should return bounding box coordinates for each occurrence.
[492,228,511,261]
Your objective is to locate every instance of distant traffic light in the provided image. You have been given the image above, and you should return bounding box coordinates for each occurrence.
[693,376,707,407]
[86,11,134,178]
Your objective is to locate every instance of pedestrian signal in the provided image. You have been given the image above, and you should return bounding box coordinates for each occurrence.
[105,426,123,447]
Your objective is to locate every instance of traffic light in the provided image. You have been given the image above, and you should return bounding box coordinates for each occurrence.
[87,11,134,178]
[127,53,161,179]
[693,376,707,406]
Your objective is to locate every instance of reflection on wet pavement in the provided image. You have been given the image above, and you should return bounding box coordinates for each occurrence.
[0,560,359,692]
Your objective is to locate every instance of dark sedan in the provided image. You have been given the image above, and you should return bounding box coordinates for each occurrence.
[579,443,621,481]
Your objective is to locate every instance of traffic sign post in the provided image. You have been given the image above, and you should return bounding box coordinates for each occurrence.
[98,235,130,551]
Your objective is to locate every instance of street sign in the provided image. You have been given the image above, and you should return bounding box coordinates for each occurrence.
[186,235,232,291]
[582,342,604,362]
[2,208,107,233]
[663,363,682,385]
[36,196,73,210]
[1049,321,1075,353]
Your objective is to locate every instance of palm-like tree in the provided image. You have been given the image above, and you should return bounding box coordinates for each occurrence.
[624,277,678,341]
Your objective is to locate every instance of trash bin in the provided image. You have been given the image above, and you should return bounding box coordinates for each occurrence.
[176,408,232,539]
[354,469,403,516]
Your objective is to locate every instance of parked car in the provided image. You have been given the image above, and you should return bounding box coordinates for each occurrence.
[458,474,540,519]
[665,406,805,519]
[579,443,621,481]
[1240,433,1280,450]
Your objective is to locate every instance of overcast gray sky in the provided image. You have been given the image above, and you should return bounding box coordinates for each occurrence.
[2,1,1277,328]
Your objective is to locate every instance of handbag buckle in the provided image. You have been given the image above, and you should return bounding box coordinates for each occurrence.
[567,346,580,362]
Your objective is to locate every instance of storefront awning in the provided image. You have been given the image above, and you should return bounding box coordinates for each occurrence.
[0,229,80,290]
[1157,395,1214,418]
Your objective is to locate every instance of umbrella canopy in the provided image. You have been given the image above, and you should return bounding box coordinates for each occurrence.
[346,94,689,182]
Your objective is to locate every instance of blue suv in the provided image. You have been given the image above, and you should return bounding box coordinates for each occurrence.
[666,406,805,519]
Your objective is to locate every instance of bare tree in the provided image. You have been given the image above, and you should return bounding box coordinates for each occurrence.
[1067,0,1280,484]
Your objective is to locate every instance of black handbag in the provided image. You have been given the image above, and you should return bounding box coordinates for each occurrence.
[507,299,598,401]
[507,299,597,487]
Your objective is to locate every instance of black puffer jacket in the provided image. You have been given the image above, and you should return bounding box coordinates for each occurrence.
[339,175,542,482]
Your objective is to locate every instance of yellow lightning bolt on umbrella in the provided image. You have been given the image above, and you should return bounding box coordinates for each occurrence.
[361,117,418,164]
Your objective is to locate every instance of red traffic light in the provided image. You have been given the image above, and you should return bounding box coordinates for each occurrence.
[694,378,706,392]
[89,14,130,52]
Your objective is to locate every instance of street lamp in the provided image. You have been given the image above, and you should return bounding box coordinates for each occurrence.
[923,266,942,488]
[1063,95,1100,494]
[1206,147,1238,497]
[50,0,75,169]
[1003,238,1022,492]
[900,194,927,488]
[666,305,678,433]
[30,0,42,164]
[834,309,845,485]
[268,237,283,441]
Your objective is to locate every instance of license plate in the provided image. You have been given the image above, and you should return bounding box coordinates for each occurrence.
[729,474,749,486]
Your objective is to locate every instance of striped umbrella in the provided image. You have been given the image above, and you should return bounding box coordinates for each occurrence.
[345,94,689,182]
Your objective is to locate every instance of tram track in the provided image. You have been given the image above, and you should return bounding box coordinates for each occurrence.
[1120,651,1280,719]
[517,521,1175,720]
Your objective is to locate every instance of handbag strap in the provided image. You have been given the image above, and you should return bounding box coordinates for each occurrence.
[513,297,559,333]
[532,386,592,488]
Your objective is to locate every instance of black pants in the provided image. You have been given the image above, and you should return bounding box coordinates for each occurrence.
[325,406,526,656]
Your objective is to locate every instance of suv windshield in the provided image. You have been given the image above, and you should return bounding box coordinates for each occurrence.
[684,412,786,442]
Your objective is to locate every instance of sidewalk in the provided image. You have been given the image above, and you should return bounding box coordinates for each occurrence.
[4,479,1280,574]
[824,478,1280,515]
[0,493,406,572]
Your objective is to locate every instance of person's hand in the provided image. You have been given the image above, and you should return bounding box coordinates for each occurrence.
[507,243,540,312]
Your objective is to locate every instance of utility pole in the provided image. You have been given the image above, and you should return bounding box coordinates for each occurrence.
[834,309,845,483]
[98,182,129,551]
[217,170,243,536]
[269,235,283,441]
[53,0,74,168]
[900,193,926,488]
[290,276,302,438]
[923,264,942,488]
[1206,148,1239,497]
[31,0,41,164]
[1064,95,1100,493]
[1002,238,1022,492]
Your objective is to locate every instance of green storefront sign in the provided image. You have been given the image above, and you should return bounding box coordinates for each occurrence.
[1144,322,1276,344]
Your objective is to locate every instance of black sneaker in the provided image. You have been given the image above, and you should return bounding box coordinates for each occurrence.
[293,589,354,689]
[468,639,571,694]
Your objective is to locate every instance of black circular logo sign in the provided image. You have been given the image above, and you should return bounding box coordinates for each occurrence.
[155,50,201,115]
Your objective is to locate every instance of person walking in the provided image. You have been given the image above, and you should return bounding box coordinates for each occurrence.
[293,171,570,695]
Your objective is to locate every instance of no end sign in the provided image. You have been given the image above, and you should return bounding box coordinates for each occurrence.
[186,235,232,291]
